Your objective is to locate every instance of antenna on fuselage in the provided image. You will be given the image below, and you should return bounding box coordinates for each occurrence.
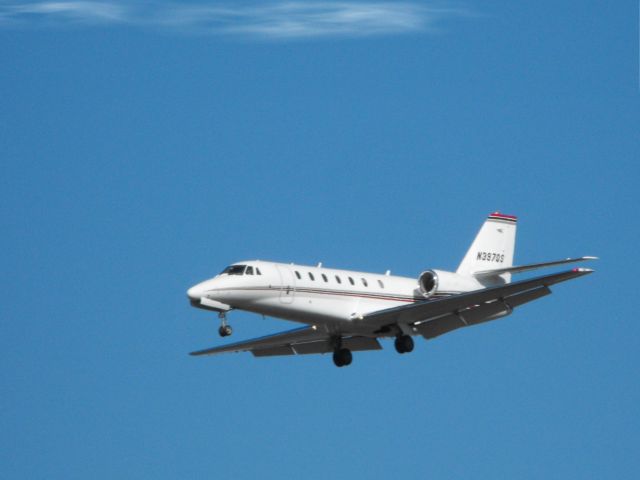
[317,262,323,268]
[385,270,391,276]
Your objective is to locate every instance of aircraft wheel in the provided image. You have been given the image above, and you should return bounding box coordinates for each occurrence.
[333,348,352,367]
[394,335,414,354]
[218,325,233,337]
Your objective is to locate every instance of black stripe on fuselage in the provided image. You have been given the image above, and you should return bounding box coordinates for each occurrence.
[207,286,456,303]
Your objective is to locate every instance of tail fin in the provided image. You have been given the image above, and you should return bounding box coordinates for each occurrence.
[456,212,517,283]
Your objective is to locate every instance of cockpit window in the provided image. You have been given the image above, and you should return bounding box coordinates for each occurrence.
[220,265,246,275]
[245,266,254,275]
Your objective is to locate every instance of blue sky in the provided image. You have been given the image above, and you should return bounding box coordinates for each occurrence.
[1,1,638,478]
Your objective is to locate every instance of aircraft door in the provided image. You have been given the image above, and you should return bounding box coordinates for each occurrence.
[276,265,296,304]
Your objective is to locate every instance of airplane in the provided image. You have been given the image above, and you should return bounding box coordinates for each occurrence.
[187,212,596,367]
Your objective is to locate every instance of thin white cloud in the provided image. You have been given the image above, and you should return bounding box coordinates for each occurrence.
[0,1,467,39]
[1,1,126,23]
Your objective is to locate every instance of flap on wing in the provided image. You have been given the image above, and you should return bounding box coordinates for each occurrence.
[252,346,296,357]
[416,299,511,339]
[190,326,381,358]
[416,285,552,339]
[190,325,327,357]
[416,315,465,339]
[473,256,597,278]
[363,268,593,330]
[505,285,551,307]
[280,336,381,356]
[459,299,511,325]
[343,336,383,351]
[293,340,331,355]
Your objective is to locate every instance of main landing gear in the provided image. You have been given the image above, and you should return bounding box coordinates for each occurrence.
[394,334,414,354]
[331,335,415,367]
[331,336,353,367]
[218,312,232,337]
[333,348,352,368]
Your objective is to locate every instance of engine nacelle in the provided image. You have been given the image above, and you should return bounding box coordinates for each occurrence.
[418,269,483,297]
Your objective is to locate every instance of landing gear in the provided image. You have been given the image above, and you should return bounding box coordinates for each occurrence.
[394,335,414,354]
[218,324,233,337]
[218,312,232,337]
[333,348,352,367]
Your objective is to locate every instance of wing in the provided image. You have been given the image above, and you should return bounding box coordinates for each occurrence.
[189,325,381,357]
[191,268,593,358]
[361,268,594,338]
[473,256,597,278]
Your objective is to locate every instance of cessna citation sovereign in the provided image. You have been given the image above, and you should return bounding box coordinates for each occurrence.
[187,213,596,367]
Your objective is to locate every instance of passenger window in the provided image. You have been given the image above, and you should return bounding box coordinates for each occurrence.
[322,274,328,282]
[256,268,262,275]
[361,278,368,287]
[295,271,301,280]
[308,272,315,281]
[348,277,355,285]
[335,275,342,284]
[246,266,254,275]
[378,279,384,288]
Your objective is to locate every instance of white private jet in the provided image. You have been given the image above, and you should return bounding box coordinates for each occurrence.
[187,212,596,367]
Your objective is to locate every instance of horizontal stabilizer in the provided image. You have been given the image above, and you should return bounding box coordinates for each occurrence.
[473,256,597,278]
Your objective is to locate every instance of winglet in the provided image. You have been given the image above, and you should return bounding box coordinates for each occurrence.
[572,267,594,273]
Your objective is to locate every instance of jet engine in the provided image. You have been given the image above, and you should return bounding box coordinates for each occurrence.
[418,270,439,297]
[418,269,483,297]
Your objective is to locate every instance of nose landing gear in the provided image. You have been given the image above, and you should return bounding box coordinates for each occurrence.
[218,312,233,337]
[218,325,233,337]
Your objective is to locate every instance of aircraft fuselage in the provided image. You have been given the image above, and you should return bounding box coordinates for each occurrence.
[187,260,484,334]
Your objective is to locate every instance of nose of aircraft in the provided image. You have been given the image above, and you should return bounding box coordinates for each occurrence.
[187,284,205,301]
